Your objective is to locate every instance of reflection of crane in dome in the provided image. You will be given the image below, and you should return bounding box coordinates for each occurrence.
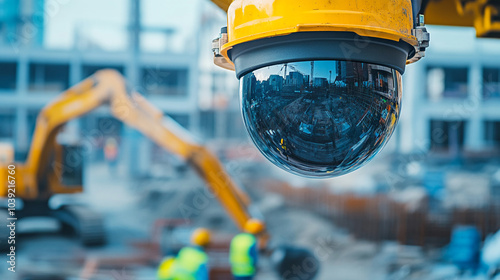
[278,63,310,90]
[279,63,305,78]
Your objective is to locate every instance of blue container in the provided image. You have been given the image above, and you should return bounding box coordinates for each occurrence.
[448,225,481,270]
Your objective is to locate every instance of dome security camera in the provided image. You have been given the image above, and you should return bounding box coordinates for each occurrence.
[213,0,429,178]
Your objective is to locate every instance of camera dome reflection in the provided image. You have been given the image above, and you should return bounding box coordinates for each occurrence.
[240,60,402,177]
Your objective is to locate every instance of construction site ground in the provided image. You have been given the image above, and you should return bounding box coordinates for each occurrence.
[0,161,490,280]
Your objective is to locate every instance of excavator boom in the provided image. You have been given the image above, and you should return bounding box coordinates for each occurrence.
[0,70,257,234]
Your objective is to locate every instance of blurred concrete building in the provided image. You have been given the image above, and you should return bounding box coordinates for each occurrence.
[0,0,242,176]
[399,25,500,156]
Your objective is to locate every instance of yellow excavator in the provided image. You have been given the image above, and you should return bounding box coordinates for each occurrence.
[0,69,260,245]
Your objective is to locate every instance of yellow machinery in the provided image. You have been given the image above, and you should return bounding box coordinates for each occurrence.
[0,70,257,247]
[424,0,500,37]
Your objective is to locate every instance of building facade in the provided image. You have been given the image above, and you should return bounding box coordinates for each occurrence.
[398,25,500,155]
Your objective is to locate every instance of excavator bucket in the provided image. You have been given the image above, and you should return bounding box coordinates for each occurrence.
[272,245,320,280]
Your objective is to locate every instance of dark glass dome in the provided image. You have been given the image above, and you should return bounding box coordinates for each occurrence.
[240,60,402,178]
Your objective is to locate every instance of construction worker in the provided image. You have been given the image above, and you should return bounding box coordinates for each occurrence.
[104,137,118,174]
[230,219,265,280]
[158,228,211,280]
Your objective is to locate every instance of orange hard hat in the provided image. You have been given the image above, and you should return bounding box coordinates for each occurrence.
[244,218,265,235]
[191,228,211,247]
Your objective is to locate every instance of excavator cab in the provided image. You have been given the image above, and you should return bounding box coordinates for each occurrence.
[57,144,84,188]
[0,128,105,250]
[49,141,85,192]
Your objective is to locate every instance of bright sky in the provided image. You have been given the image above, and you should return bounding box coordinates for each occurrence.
[44,0,201,52]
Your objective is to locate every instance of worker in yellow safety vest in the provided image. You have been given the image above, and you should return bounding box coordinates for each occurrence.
[157,228,211,280]
[230,219,265,280]
[157,257,175,280]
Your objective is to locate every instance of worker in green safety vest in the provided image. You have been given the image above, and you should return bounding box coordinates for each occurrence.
[230,219,265,280]
[158,228,211,280]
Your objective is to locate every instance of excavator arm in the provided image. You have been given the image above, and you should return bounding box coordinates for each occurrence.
[1,70,259,234]
[210,0,233,12]
[422,0,500,38]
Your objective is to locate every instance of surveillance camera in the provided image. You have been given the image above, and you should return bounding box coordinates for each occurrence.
[213,0,429,178]
[234,32,407,177]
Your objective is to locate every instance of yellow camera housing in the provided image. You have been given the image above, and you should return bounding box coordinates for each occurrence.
[220,0,420,68]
